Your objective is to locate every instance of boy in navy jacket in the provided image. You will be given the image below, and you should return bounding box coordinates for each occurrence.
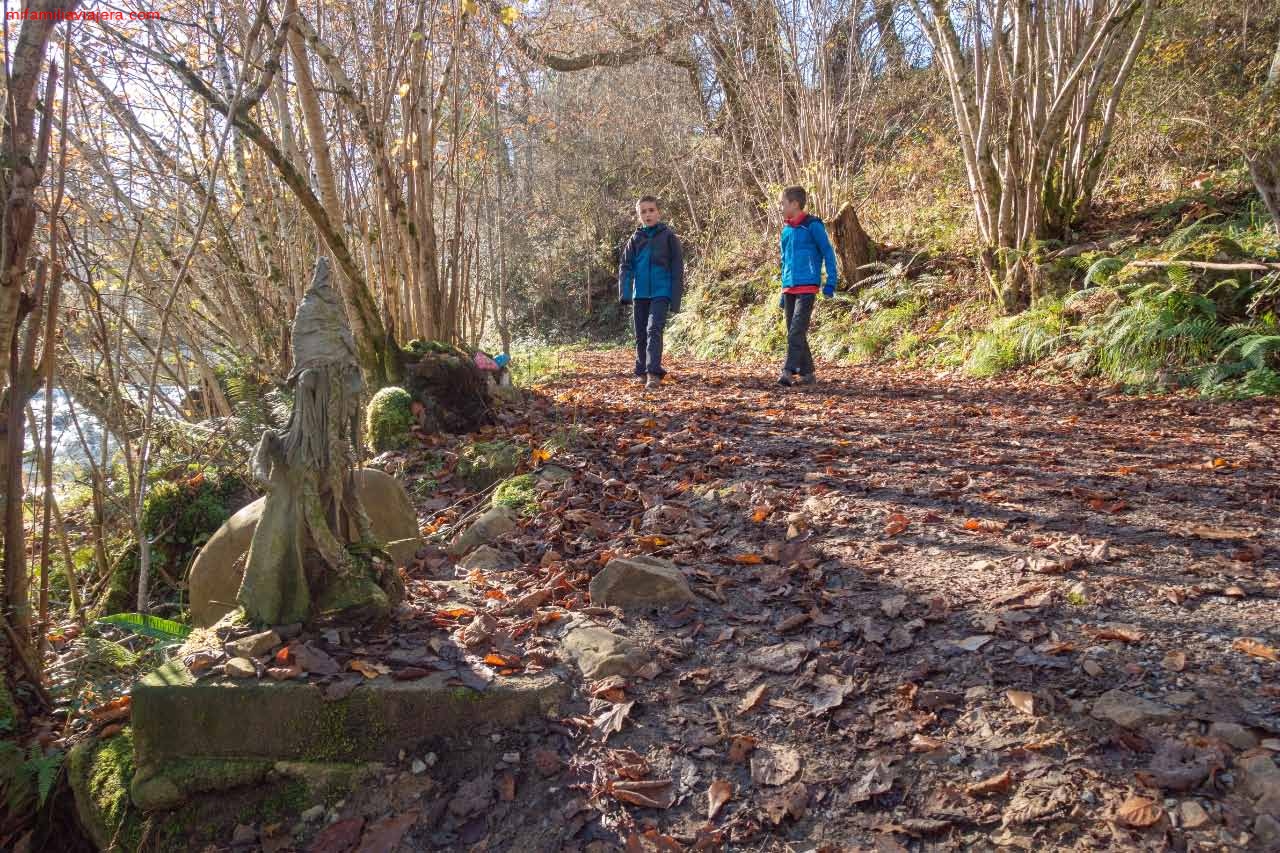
[776,185,838,386]
[619,196,684,389]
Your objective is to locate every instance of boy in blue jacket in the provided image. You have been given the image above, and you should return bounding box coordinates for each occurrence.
[619,196,684,389]
[776,185,838,386]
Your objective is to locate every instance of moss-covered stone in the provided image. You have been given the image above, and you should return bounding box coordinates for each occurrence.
[492,473,537,516]
[67,728,144,852]
[457,440,522,490]
[364,386,415,452]
[315,570,391,623]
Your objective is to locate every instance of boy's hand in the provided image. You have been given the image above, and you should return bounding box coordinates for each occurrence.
[822,283,837,299]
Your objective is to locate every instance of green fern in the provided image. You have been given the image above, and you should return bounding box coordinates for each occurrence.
[95,612,191,641]
[28,746,62,807]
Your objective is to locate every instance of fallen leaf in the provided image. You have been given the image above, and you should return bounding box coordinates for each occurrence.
[1089,624,1144,643]
[881,595,908,618]
[750,745,801,786]
[966,769,1013,797]
[751,505,773,523]
[738,684,767,715]
[353,810,418,852]
[884,513,910,536]
[759,782,808,824]
[1232,637,1279,662]
[1114,795,1163,828]
[497,771,516,802]
[1006,690,1035,715]
[847,759,896,803]
[728,735,757,763]
[1161,651,1187,672]
[610,778,674,809]
[732,553,764,565]
[348,659,390,679]
[593,701,635,739]
[707,779,733,820]
[308,817,364,853]
[955,635,993,652]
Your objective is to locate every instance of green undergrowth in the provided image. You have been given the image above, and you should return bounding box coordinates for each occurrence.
[671,191,1280,397]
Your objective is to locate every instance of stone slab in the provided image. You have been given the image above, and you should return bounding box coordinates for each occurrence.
[130,658,567,807]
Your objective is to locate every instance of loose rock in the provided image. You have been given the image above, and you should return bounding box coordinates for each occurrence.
[589,555,694,610]
[562,626,647,680]
[228,630,281,659]
[1090,689,1178,729]
[225,657,256,678]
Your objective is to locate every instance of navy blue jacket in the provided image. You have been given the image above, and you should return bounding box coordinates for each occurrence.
[618,223,684,311]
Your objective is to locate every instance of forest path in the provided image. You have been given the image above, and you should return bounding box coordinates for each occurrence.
[493,350,1280,850]
[374,350,1280,851]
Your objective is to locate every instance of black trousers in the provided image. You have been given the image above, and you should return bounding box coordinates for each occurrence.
[783,292,815,376]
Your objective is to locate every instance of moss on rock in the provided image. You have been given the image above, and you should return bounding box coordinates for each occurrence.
[364,386,415,452]
[67,728,144,852]
[492,473,538,516]
[457,440,522,490]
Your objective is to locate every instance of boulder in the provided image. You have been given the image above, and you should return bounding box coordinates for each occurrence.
[227,630,280,659]
[589,555,693,610]
[1090,689,1178,729]
[562,626,646,680]
[1239,753,1280,803]
[1208,721,1259,751]
[448,506,518,557]
[188,468,419,627]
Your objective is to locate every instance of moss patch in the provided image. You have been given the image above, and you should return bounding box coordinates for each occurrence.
[492,473,537,516]
[67,729,143,852]
[364,386,415,452]
[457,440,522,490]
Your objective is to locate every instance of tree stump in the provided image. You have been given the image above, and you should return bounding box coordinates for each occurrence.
[829,203,874,289]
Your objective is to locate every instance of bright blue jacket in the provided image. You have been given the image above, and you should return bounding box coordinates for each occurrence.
[781,215,838,293]
[619,223,684,310]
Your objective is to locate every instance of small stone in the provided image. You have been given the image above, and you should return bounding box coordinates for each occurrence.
[448,506,518,557]
[1239,754,1280,802]
[300,805,325,823]
[425,752,438,767]
[1209,722,1259,751]
[1255,814,1280,847]
[225,657,257,678]
[502,752,521,764]
[589,555,694,610]
[1082,659,1103,677]
[231,823,257,844]
[752,641,807,674]
[1179,800,1211,830]
[228,630,281,659]
[1090,689,1178,729]
[457,545,512,572]
[562,627,647,679]
[411,759,427,775]
[1165,691,1198,706]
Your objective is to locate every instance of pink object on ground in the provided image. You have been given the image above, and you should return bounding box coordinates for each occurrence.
[473,352,498,371]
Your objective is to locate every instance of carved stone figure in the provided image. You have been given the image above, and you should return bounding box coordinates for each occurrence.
[236,257,401,625]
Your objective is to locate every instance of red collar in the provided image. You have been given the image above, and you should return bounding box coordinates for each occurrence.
[785,212,808,227]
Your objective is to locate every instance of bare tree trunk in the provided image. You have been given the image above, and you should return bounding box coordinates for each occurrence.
[1247,30,1280,235]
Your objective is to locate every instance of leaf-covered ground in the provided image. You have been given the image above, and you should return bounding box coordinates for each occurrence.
[244,351,1280,852]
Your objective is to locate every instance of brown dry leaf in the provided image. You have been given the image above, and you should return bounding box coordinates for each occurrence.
[750,745,801,786]
[1232,637,1280,662]
[1089,624,1144,643]
[635,535,672,552]
[728,735,757,763]
[707,779,733,820]
[593,701,635,739]
[963,518,1006,533]
[1161,651,1187,672]
[1006,690,1036,715]
[497,771,517,802]
[751,505,773,523]
[1186,525,1255,540]
[759,782,808,825]
[348,659,389,679]
[966,769,1013,797]
[1115,795,1163,828]
[738,684,768,715]
[884,513,910,536]
[910,734,946,752]
[732,553,764,565]
[955,634,993,652]
[610,778,674,809]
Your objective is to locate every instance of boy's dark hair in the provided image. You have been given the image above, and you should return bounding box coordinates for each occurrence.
[782,186,807,208]
[636,195,661,208]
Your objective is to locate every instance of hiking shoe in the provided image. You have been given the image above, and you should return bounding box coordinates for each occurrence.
[777,374,793,387]
[645,374,662,389]
[797,373,817,385]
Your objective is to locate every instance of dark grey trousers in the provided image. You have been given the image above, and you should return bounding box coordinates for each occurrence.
[633,298,670,376]
[783,292,815,376]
